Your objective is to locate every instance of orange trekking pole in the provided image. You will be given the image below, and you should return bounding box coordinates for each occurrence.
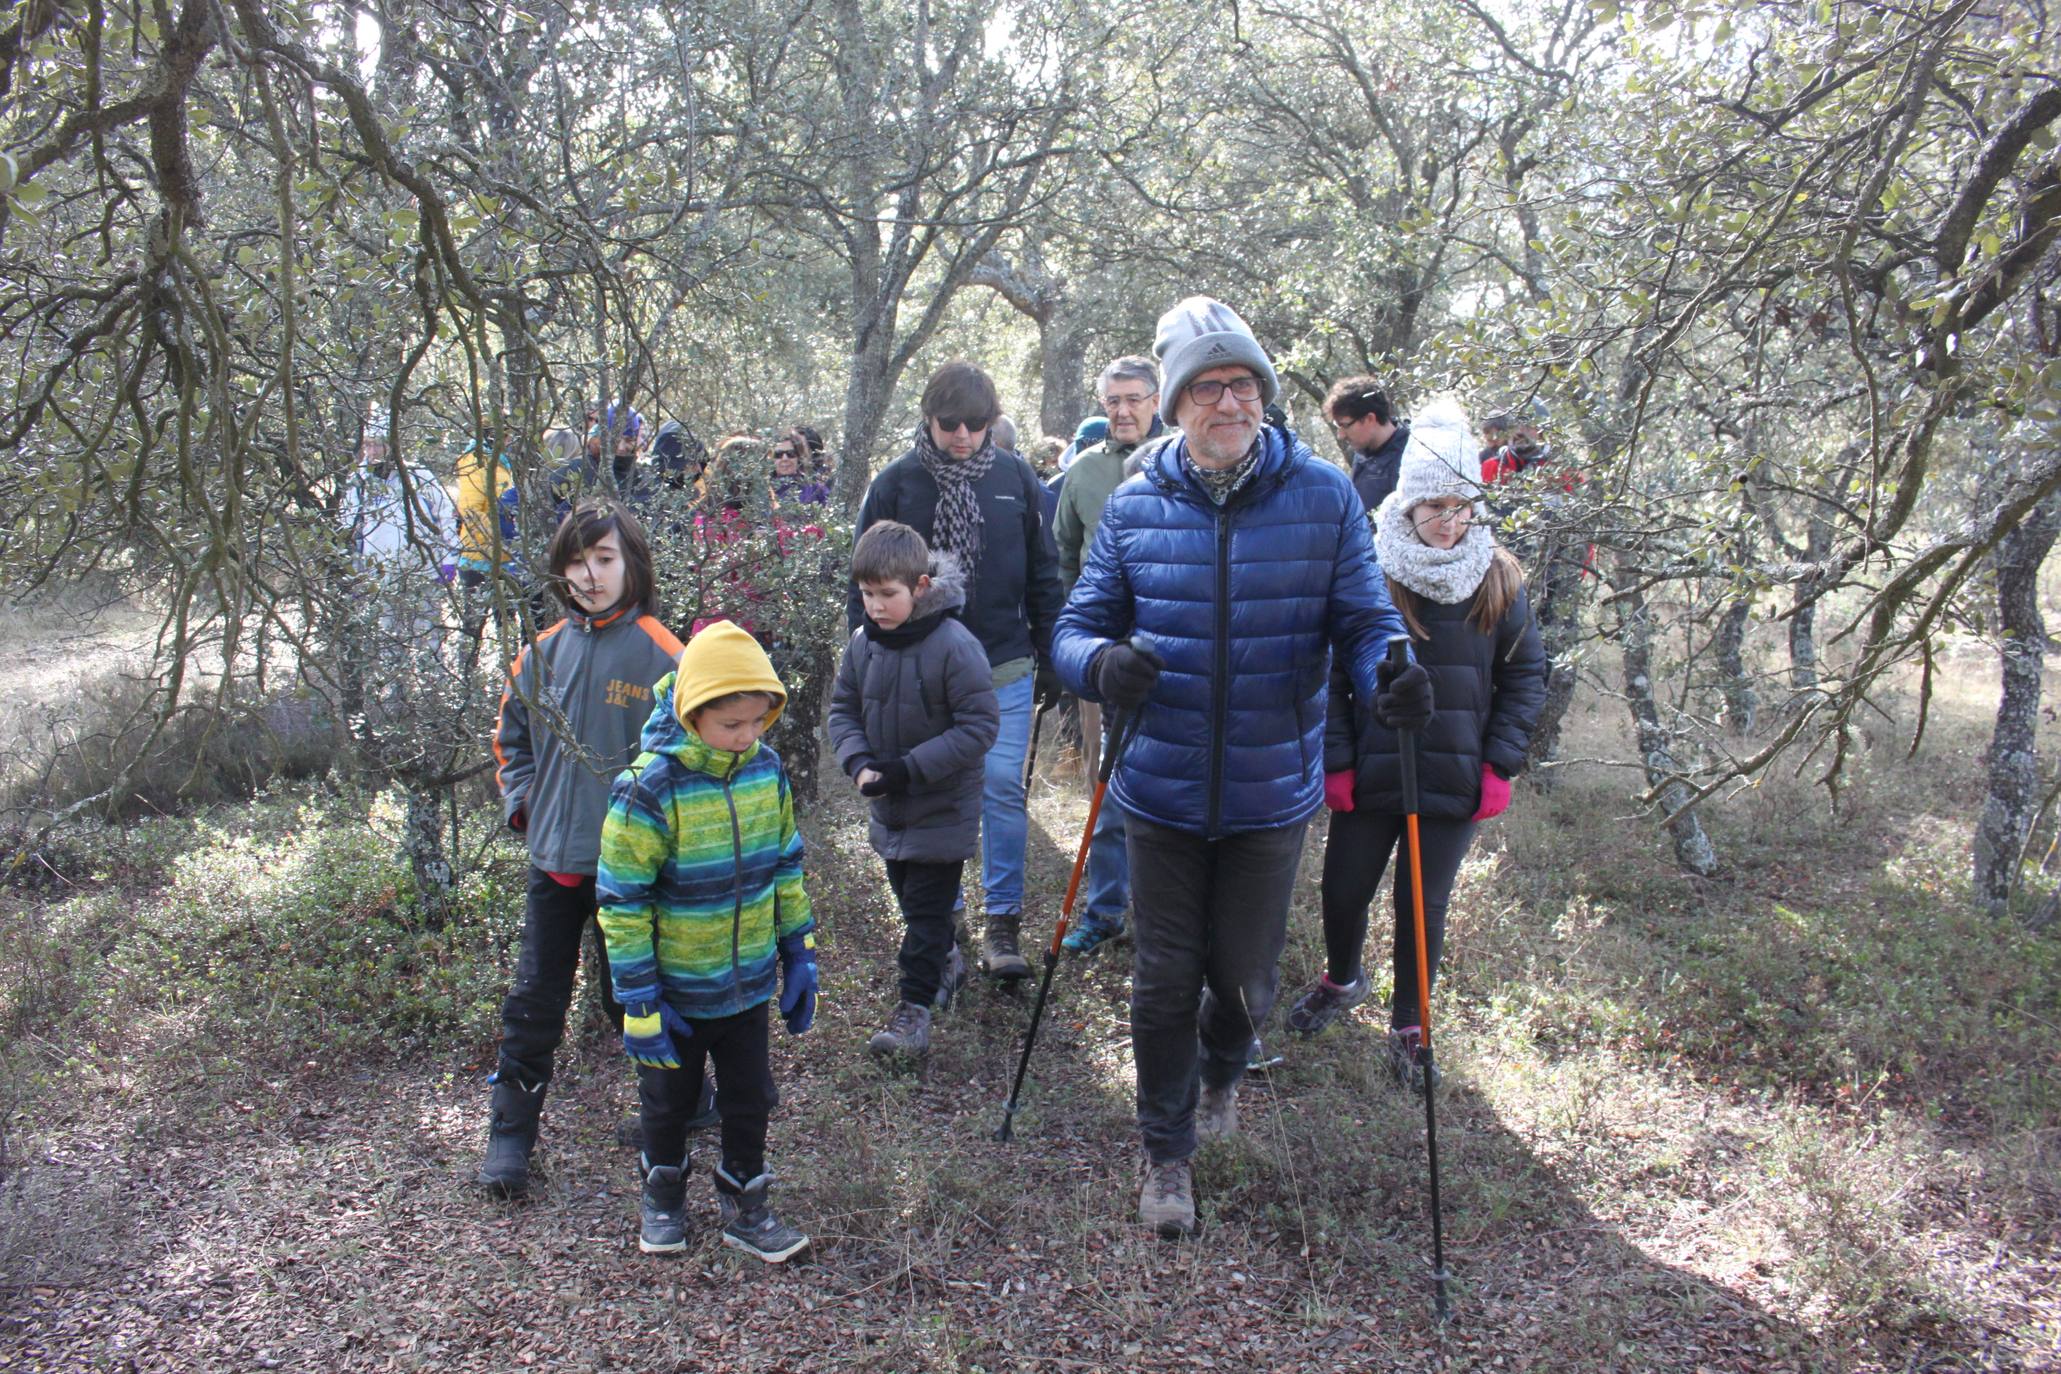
[994,694,1141,1144]
[1387,637,1453,1321]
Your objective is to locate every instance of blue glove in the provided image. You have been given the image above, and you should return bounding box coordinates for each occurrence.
[617,988,692,1069]
[777,933,817,1036]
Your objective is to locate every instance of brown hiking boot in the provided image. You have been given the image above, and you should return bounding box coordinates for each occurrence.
[1138,1155,1196,1238]
[1197,1080,1240,1142]
[867,1001,932,1058]
[981,911,1031,980]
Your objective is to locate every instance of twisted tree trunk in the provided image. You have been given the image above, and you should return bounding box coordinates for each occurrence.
[1974,488,2061,916]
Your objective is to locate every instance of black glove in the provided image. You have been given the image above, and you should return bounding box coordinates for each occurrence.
[1033,662,1064,713]
[1373,658,1434,731]
[859,758,912,796]
[1095,641,1164,710]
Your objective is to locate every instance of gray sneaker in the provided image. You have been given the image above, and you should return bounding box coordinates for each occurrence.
[934,946,967,1011]
[1197,1080,1240,1142]
[1285,971,1371,1037]
[867,1001,932,1058]
[638,1157,689,1254]
[1138,1155,1196,1238]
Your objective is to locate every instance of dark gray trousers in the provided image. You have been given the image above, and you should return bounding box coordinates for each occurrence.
[1127,814,1309,1164]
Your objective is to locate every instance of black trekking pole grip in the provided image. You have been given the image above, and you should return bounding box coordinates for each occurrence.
[1387,637,1420,814]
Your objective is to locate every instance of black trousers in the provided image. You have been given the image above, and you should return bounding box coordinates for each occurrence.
[495,868,622,1088]
[1319,809,1477,1027]
[638,1001,776,1178]
[1127,815,1308,1164]
[885,858,965,1005]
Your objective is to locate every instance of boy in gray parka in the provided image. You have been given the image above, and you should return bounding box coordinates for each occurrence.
[829,521,1001,1059]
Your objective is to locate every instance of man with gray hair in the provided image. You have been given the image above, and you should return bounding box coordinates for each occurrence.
[1054,298,1430,1237]
[1050,354,1165,955]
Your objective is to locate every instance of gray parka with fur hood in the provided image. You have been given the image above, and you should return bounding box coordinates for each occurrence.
[828,556,1002,862]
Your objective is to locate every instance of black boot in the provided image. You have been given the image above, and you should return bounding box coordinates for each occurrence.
[478,1077,545,1198]
[639,1153,689,1254]
[713,1163,810,1263]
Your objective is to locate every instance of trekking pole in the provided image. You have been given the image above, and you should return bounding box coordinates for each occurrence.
[1022,697,1054,797]
[995,682,1142,1143]
[1390,637,1453,1323]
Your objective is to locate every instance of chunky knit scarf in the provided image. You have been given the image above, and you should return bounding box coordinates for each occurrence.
[1182,438,1262,506]
[915,423,997,575]
[1372,491,1497,605]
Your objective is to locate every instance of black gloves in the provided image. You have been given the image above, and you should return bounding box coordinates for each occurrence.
[859,758,912,796]
[1095,641,1164,710]
[1374,657,1435,731]
[1033,662,1065,713]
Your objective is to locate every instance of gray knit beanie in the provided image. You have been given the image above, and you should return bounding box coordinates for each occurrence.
[1153,297,1280,413]
[1392,396,1486,516]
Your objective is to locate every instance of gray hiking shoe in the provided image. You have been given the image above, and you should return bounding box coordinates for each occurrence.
[713,1164,810,1263]
[1386,1025,1444,1094]
[934,945,968,1011]
[1285,971,1371,1037]
[1138,1156,1196,1238]
[638,1156,689,1254]
[982,911,1032,980]
[1197,1080,1240,1142]
[868,1001,932,1058]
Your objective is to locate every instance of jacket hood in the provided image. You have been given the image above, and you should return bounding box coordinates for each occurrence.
[1140,424,1305,507]
[643,671,763,777]
[914,552,970,621]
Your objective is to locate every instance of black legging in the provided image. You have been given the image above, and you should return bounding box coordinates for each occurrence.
[1319,808,1477,1028]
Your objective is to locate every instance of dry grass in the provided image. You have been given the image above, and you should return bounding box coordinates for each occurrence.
[0,652,2056,1371]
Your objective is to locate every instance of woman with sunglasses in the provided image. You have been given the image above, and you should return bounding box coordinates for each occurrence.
[770,430,830,509]
[1284,397,1549,1089]
[847,361,1065,991]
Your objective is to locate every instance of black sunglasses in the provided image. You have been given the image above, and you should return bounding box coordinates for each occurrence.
[933,415,990,435]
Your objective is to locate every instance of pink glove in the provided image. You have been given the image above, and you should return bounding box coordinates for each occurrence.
[1324,770,1356,813]
[1472,765,1511,821]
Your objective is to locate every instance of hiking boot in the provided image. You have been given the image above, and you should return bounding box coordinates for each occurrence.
[982,910,1032,980]
[934,945,968,1011]
[1285,970,1371,1037]
[1061,910,1127,956]
[638,1155,689,1254]
[477,1077,544,1198]
[867,1001,932,1059]
[1197,1080,1240,1142]
[713,1164,810,1263]
[1137,1156,1195,1238]
[1246,1035,1283,1073]
[1385,1025,1444,1094]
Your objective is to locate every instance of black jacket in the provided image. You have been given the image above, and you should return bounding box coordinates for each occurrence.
[846,445,1064,670]
[1325,581,1549,819]
[827,560,1001,862]
[1349,422,1411,514]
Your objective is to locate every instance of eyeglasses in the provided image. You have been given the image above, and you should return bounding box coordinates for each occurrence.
[771,448,797,460]
[1185,375,1263,406]
[1102,392,1155,410]
[932,416,990,435]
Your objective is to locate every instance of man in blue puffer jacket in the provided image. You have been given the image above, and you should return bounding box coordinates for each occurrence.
[1054,297,1434,1239]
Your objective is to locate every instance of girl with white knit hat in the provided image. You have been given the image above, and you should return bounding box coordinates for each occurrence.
[1283,397,1551,1088]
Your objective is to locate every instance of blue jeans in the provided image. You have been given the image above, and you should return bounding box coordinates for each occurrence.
[979,674,1035,914]
[1082,789,1130,920]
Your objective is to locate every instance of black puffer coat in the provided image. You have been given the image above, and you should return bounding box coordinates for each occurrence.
[828,559,1002,861]
[1324,582,1549,820]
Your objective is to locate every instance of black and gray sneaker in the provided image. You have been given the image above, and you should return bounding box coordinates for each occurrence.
[1385,1024,1444,1094]
[1284,970,1371,1037]
[639,1155,689,1254]
[713,1164,810,1263]
[868,1001,932,1058]
[934,946,968,1011]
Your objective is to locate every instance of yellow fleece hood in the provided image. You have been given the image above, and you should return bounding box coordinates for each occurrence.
[672,620,787,731]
